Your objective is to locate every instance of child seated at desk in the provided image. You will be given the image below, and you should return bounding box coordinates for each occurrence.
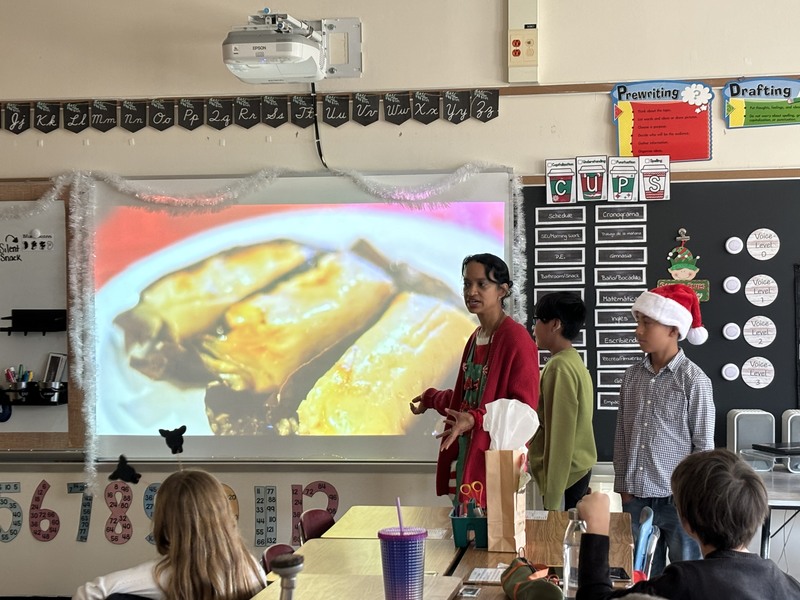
[575,448,800,600]
[73,470,265,600]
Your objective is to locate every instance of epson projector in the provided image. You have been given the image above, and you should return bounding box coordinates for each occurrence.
[223,12,362,84]
[223,29,325,83]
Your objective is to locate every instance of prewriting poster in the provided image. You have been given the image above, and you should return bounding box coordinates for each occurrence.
[611,80,713,161]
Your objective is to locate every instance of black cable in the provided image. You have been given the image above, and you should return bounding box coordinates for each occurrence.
[310,82,329,170]
[770,509,800,539]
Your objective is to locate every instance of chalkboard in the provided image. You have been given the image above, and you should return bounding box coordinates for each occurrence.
[524,179,800,461]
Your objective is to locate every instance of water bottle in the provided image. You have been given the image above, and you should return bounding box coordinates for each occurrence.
[563,507,586,599]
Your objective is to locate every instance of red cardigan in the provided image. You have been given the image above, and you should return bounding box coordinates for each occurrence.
[422,317,540,499]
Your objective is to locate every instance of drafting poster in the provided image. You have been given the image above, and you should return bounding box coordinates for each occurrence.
[723,78,800,128]
[611,80,713,161]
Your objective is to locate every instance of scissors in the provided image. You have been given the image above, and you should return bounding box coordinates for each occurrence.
[459,481,484,507]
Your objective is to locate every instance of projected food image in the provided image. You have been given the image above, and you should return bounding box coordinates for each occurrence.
[95,196,505,443]
[110,236,476,436]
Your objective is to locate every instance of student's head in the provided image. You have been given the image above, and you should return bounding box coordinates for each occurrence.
[462,253,513,312]
[671,448,768,551]
[533,291,585,350]
[631,284,708,353]
[153,470,263,600]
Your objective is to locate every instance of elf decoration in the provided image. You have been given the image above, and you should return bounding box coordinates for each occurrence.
[657,228,709,301]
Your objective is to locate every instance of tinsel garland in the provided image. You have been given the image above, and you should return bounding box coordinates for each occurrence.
[66,173,99,492]
[0,173,69,220]
[91,163,507,210]
[0,163,523,486]
[91,169,284,213]
[333,162,506,206]
[511,175,527,325]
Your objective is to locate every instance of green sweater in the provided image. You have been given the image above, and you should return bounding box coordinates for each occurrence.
[529,347,597,510]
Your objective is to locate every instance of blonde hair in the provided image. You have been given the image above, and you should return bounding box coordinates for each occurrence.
[152,470,265,600]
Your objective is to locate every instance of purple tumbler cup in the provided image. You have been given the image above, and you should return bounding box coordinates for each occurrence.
[378,526,428,600]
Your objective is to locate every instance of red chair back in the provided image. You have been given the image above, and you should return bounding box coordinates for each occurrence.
[298,508,335,543]
[262,543,295,573]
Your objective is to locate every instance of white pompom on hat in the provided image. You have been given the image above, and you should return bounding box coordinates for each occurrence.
[632,283,708,345]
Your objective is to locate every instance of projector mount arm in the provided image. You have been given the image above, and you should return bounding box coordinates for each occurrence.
[246,12,322,44]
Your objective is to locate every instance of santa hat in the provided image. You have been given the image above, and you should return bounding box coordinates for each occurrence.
[632,283,708,345]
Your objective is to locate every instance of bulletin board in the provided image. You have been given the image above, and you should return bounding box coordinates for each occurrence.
[524,177,800,461]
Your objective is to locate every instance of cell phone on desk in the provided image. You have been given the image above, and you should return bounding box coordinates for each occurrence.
[460,587,480,597]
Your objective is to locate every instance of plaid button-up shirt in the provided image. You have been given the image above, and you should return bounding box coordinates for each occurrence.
[613,349,715,498]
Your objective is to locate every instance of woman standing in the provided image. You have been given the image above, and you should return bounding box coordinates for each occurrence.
[410,253,540,502]
[74,470,266,600]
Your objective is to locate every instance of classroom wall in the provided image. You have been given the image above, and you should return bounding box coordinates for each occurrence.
[1,0,800,595]
[0,1,798,178]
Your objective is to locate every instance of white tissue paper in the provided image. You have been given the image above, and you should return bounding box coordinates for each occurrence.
[484,399,539,490]
[484,399,539,450]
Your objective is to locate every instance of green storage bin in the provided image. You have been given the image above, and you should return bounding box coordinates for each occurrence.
[450,508,488,548]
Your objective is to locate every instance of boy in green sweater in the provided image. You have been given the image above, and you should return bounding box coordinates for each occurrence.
[529,291,597,510]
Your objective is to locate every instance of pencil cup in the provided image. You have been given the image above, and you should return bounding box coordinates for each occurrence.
[38,381,64,404]
[378,526,427,600]
[6,381,27,402]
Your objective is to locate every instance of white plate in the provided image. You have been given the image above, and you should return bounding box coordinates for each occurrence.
[95,207,502,435]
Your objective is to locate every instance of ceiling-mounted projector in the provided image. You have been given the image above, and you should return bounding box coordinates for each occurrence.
[223,11,362,84]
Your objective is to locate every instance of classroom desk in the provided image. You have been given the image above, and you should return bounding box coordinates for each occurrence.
[267,537,463,582]
[323,505,454,540]
[450,512,634,600]
[759,469,800,559]
[253,573,463,600]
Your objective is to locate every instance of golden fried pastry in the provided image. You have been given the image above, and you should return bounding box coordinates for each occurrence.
[296,292,475,435]
[200,251,397,395]
[114,240,313,376]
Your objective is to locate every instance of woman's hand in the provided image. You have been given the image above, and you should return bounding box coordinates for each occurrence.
[409,395,427,415]
[437,408,475,451]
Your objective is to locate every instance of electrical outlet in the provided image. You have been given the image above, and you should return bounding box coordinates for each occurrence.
[508,29,538,68]
[507,0,538,83]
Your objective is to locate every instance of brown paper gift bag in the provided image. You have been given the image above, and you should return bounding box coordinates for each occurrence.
[485,449,527,552]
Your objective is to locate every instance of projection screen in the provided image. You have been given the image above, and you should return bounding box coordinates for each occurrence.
[93,171,511,461]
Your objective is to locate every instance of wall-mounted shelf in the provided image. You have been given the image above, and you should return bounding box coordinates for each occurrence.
[0,309,66,335]
[2,382,67,405]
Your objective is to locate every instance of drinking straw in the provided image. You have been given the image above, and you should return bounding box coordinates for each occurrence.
[396,496,404,534]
